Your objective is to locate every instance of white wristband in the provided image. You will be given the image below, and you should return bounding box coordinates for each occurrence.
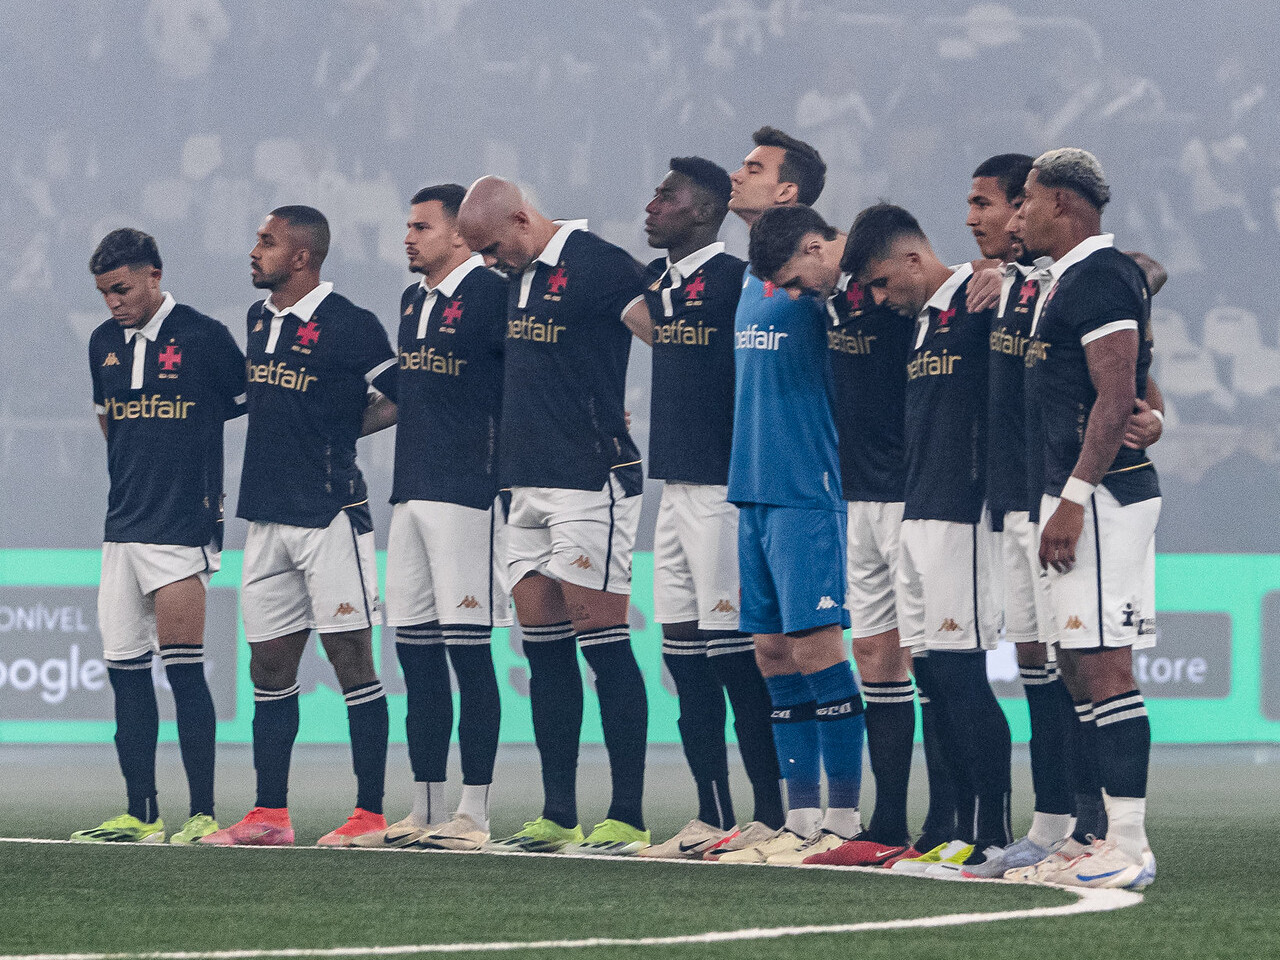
[1060,476,1096,506]
[1150,408,1165,424]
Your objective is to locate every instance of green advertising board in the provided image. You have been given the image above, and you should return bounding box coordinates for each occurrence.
[1,550,1278,744]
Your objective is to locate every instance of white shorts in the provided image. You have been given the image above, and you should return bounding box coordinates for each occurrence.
[653,483,740,631]
[1039,487,1159,650]
[507,475,640,595]
[98,541,219,661]
[897,512,1002,652]
[845,500,904,639]
[999,510,1054,645]
[241,509,381,642]
[385,498,513,632]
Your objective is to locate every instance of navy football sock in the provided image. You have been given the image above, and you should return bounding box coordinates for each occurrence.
[444,636,501,786]
[522,623,582,829]
[1093,690,1151,799]
[711,646,784,829]
[808,661,865,816]
[396,629,450,783]
[107,654,160,823]
[1021,665,1073,817]
[580,626,649,831]
[344,681,388,815]
[252,683,300,809]
[161,648,216,818]
[765,672,820,812]
[930,651,1012,848]
[663,648,733,829]
[861,680,916,845]
[914,655,957,850]
[1069,700,1108,843]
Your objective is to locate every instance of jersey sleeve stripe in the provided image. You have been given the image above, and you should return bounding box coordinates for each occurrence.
[621,293,645,323]
[1080,318,1138,346]
[364,357,396,383]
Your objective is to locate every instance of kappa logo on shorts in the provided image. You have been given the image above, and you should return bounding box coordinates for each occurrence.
[712,599,737,614]
[457,596,480,609]
[816,596,837,610]
[939,618,961,632]
[571,554,593,570]
[1121,603,1136,627]
[1138,617,1156,636]
[1064,615,1084,630]
[102,352,120,367]
[334,602,357,617]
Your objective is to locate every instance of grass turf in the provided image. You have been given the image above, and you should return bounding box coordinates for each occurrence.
[0,744,1276,960]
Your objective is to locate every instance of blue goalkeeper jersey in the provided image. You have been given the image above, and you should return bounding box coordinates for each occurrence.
[727,271,841,512]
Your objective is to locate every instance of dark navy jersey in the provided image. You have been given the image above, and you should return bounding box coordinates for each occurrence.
[826,278,911,503]
[90,298,246,547]
[728,272,842,512]
[903,267,992,524]
[392,256,507,509]
[499,222,646,492]
[987,263,1041,515]
[237,283,397,528]
[645,244,744,486]
[1027,237,1159,505]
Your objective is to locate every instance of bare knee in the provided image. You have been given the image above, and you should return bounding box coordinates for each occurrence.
[791,624,847,675]
[852,629,910,683]
[754,633,795,677]
[512,573,572,627]
[558,581,629,635]
[1072,647,1137,703]
[1015,641,1048,668]
[153,576,206,648]
[250,631,309,689]
[320,628,378,688]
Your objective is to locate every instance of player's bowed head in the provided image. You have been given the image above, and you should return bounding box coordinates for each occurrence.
[457,176,557,277]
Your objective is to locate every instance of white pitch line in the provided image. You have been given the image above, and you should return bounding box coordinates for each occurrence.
[0,889,1140,959]
[0,835,1141,959]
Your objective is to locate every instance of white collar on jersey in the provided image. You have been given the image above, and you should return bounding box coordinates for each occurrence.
[264,280,334,321]
[533,219,588,268]
[123,292,176,343]
[418,253,486,298]
[664,241,725,283]
[921,261,974,316]
[833,272,851,294]
[650,241,725,318]
[1047,233,1114,282]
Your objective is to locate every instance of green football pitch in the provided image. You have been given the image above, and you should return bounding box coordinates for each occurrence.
[1,743,1276,960]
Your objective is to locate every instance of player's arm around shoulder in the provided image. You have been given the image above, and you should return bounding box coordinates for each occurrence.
[89,324,110,438]
[201,313,248,421]
[622,295,653,346]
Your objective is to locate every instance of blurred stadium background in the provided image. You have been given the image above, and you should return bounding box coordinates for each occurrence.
[2,2,1278,955]
[2,0,1278,747]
